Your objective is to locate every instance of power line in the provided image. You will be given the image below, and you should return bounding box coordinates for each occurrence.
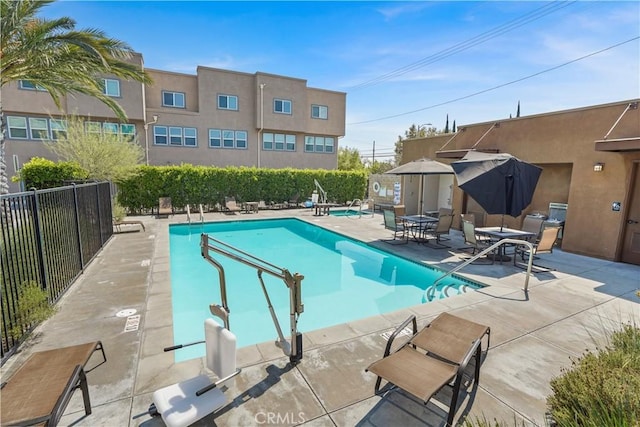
[348,36,639,126]
[348,1,576,91]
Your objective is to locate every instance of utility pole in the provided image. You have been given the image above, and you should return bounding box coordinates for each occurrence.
[372,140,375,167]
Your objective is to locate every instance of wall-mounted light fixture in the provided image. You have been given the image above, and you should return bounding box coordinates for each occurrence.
[593,162,604,172]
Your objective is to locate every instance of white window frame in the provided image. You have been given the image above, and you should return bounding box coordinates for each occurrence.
[263,132,295,151]
[184,128,197,146]
[103,122,119,134]
[7,116,28,139]
[304,135,334,153]
[235,131,247,149]
[154,126,168,145]
[263,132,274,150]
[103,79,120,97]
[19,80,47,91]
[85,121,101,134]
[217,94,238,111]
[274,98,292,114]
[50,119,67,140]
[169,127,183,145]
[120,124,135,140]
[311,104,328,119]
[209,129,222,148]
[162,91,185,108]
[29,117,49,140]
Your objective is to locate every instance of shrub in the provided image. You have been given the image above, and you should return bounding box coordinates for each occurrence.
[12,157,88,189]
[1,281,57,340]
[547,323,640,426]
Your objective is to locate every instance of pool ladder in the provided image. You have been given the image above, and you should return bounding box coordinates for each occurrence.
[200,233,305,365]
[186,204,205,225]
[345,199,375,219]
[425,238,535,302]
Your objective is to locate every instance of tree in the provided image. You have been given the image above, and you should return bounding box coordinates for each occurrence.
[516,100,521,118]
[44,116,143,182]
[338,147,364,171]
[0,0,151,194]
[369,160,394,174]
[394,123,439,164]
[444,114,450,133]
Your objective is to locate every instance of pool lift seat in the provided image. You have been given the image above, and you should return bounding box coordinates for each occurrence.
[199,233,305,365]
[149,318,240,427]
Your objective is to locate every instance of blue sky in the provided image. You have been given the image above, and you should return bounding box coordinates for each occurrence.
[41,1,639,160]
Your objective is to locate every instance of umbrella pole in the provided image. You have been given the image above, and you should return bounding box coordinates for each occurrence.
[501,214,504,232]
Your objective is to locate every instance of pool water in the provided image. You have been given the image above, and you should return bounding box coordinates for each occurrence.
[328,208,374,217]
[169,218,483,361]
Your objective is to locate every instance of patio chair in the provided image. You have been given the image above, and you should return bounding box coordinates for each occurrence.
[224,196,241,214]
[150,318,241,427]
[158,197,173,218]
[382,208,408,244]
[393,205,406,224]
[460,219,494,263]
[515,226,560,269]
[467,210,485,227]
[0,341,106,427]
[366,313,490,427]
[287,193,300,208]
[520,215,545,243]
[423,213,454,248]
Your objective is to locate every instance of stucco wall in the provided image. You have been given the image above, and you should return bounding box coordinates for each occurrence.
[401,100,640,261]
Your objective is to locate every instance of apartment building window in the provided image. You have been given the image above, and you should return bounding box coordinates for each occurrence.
[103,79,120,97]
[169,127,183,145]
[209,129,221,147]
[29,118,49,140]
[7,117,28,139]
[208,128,246,149]
[263,133,295,151]
[19,80,47,91]
[154,126,168,145]
[304,136,334,153]
[311,105,328,119]
[236,131,247,149]
[274,99,292,114]
[120,124,135,141]
[162,91,185,108]
[103,123,119,134]
[85,121,101,134]
[50,119,67,140]
[184,128,197,146]
[218,94,238,111]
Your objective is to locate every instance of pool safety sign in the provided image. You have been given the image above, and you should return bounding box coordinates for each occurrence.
[393,182,401,205]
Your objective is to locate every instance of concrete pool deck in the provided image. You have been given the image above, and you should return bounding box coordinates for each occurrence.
[2,208,639,427]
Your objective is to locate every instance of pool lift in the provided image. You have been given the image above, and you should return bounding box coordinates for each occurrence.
[200,233,305,365]
[314,179,327,204]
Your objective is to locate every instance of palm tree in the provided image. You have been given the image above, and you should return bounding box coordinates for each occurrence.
[0,0,151,194]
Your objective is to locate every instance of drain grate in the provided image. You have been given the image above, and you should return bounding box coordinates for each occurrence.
[380,327,413,341]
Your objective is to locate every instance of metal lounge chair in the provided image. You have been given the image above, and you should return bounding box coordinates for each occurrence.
[158,197,173,218]
[0,341,106,427]
[366,313,490,427]
[224,196,241,214]
[113,218,146,233]
[150,319,240,427]
[382,208,408,244]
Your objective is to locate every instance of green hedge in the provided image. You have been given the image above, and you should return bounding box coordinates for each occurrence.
[12,157,88,190]
[116,165,368,213]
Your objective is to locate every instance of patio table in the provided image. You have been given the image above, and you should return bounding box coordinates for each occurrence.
[475,227,536,262]
[243,202,259,214]
[398,215,439,243]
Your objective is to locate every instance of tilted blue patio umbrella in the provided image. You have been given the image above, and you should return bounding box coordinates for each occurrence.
[451,151,542,230]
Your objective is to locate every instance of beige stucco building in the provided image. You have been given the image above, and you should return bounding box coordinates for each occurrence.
[400,99,640,265]
[3,53,346,192]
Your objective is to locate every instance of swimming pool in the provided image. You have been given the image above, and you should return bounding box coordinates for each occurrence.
[169,218,483,361]
[328,208,374,217]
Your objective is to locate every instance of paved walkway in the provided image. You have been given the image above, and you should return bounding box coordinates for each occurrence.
[2,208,639,427]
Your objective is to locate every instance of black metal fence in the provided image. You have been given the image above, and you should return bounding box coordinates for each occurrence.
[1,182,113,363]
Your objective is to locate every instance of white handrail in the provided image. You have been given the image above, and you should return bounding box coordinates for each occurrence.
[198,204,204,223]
[428,238,535,300]
[186,204,192,225]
